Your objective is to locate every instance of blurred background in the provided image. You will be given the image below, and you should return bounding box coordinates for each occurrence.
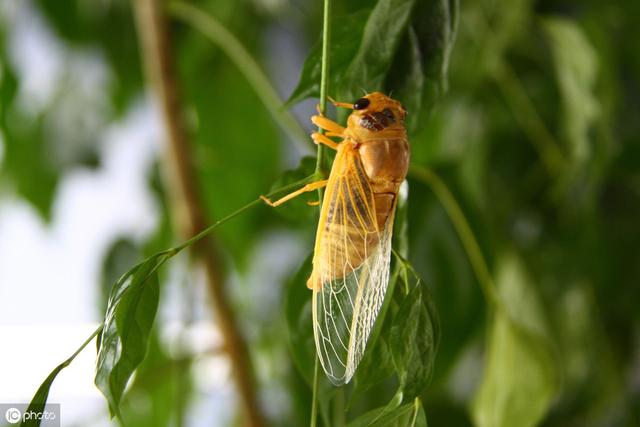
[0,0,638,426]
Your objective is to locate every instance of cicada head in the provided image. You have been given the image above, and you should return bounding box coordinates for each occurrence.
[345,92,407,134]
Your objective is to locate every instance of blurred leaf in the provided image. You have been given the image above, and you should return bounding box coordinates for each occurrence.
[287,9,370,106]
[0,115,59,218]
[285,254,315,384]
[389,0,458,131]
[543,17,599,164]
[472,254,558,427]
[389,264,439,399]
[35,0,142,112]
[407,180,483,384]
[120,333,192,427]
[339,0,416,99]
[266,156,319,226]
[95,253,165,418]
[347,395,425,427]
[182,57,280,270]
[290,0,456,129]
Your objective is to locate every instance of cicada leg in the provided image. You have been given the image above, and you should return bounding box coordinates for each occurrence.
[311,115,346,136]
[311,132,339,150]
[260,180,328,207]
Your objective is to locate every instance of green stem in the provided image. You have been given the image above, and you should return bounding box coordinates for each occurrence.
[69,326,103,363]
[172,174,316,253]
[311,1,331,425]
[314,0,332,188]
[493,62,564,175]
[409,165,501,309]
[169,1,311,154]
[409,398,421,427]
[310,358,320,427]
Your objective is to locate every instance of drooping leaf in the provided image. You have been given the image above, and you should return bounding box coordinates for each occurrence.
[543,17,599,165]
[20,326,102,427]
[472,254,558,427]
[389,265,439,398]
[19,364,67,427]
[95,252,166,418]
[348,393,426,427]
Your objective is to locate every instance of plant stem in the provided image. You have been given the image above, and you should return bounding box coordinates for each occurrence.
[69,326,103,363]
[310,359,320,427]
[409,166,501,309]
[170,1,311,155]
[493,61,565,175]
[132,0,265,425]
[315,0,332,187]
[311,0,331,425]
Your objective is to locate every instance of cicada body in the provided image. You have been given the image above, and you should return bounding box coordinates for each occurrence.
[261,92,409,385]
[308,93,408,384]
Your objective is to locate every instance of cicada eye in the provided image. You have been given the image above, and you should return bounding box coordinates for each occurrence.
[353,98,370,110]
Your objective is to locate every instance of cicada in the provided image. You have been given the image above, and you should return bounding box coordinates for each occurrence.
[261,92,409,384]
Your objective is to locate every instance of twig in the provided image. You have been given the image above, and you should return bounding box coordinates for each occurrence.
[132,1,266,425]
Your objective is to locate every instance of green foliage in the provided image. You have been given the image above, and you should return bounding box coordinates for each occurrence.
[472,255,558,427]
[7,0,640,425]
[289,0,456,131]
[389,275,439,399]
[95,253,165,418]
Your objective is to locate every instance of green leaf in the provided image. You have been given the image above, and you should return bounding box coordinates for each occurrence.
[287,9,370,106]
[472,254,558,427]
[289,0,416,103]
[339,0,417,100]
[543,17,599,163]
[20,327,102,427]
[284,254,315,385]
[95,253,166,419]
[389,0,458,131]
[19,365,67,427]
[289,0,456,128]
[389,266,439,398]
[348,393,425,427]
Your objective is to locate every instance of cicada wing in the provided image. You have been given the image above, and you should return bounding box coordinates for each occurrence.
[311,157,396,385]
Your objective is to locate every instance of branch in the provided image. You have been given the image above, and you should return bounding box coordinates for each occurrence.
[132,1,266,425]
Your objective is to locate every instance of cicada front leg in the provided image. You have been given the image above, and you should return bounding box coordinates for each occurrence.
[311,114,346,137]
[311,132,340,150]
[260,180,328,207]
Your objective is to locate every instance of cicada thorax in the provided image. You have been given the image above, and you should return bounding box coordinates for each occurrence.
[358,107,397,131]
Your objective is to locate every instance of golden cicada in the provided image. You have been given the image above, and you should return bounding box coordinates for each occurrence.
[262,92,409,384]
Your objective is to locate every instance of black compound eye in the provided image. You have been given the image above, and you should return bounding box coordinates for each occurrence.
[353,98,370,110]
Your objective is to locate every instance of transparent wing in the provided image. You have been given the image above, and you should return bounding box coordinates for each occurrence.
[311,152,396,385]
